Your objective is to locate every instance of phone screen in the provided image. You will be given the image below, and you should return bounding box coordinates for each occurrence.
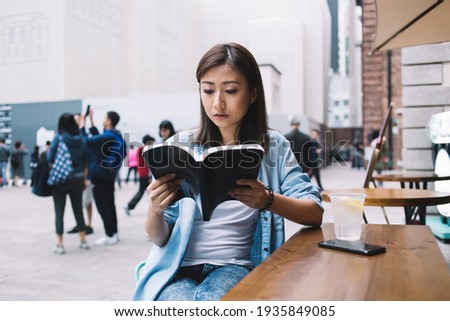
[318,239,386,256]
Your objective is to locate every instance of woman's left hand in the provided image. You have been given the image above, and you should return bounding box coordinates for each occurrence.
[229,179,268,209]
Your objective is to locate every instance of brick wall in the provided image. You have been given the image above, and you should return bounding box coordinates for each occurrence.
[362,0,402,169]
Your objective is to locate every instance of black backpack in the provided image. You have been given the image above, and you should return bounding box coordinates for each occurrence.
[10,152,20,168]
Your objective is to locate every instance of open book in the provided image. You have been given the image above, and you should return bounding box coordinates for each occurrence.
[142,143,265,221]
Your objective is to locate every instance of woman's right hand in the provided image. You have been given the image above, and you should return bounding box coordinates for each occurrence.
[147,173,183,216]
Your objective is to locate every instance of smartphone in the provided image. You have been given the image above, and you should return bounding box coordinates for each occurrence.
[318,239,386,256]
[85,104,91,117]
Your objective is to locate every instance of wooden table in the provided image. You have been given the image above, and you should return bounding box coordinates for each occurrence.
[222,223,450,300]
[372,172,450,224]
[373,171,450,189]
[321,188,450,224]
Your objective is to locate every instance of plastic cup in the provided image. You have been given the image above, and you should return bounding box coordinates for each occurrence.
[329,193,366,241]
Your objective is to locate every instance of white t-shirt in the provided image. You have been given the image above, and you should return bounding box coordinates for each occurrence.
[181,200,259,268]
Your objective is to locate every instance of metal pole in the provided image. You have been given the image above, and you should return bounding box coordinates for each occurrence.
[387,50,393,170]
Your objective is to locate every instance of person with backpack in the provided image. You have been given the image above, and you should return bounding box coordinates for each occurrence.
[0,138,10,188]
[47,113,89,254]
[10,140,28,187]
[79,110,126,246]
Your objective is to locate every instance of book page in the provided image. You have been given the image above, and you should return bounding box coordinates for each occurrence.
[143,144,200,194]
[200,145,264,221]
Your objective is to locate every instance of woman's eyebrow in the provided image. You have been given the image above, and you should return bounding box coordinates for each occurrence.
[200,80,241,85]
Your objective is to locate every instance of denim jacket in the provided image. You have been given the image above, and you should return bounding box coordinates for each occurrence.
[132,130,323,300]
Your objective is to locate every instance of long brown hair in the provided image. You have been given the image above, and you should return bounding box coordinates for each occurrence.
[195,43,268,149]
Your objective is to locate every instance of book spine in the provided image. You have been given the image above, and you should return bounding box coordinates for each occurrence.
[197,162,211,221]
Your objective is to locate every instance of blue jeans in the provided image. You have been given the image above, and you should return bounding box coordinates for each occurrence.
[0,161,7,186]
[156,264,251,301]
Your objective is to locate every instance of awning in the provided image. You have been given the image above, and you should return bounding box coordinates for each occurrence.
[373,0,450,52]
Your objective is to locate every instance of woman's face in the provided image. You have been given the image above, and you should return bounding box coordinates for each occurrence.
[200,64,256,140]
[160,128,171,140]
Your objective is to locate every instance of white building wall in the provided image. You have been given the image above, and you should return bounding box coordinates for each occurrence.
[82,92,200,145]
[0,0,64,103]
[300,0,330,124]
[1,0,331,129]
[197,0,330,124]
[328,74,351,127]
[62,0,201,98]
[328,0,362,128]
[349,1,363,127]
[249,18,305,117]
[259,64,281,114]
[152,0,201,93]
[63,0,127,99]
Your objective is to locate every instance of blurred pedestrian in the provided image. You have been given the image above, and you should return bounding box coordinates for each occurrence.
[116,172,122,189]
[0,137,10,188]
[125,145,138,184]
[351,138,364,170]
[310,129,324,190]
[79,110,126,246]
[31,141,52,197]
[284,117,313,176]
[124,135,155,215]
[10,140,28,187]
[68,113,94,235]
[67,179,94,235]
[370,129,388,186]
[159,120,176,142]
[47,113,89,254]
[29,145,40,187]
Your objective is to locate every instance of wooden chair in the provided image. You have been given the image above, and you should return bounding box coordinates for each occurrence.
[363,103,392,188]
[361,103,393,223]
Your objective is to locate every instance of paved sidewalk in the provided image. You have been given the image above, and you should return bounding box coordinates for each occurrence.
[0,164,448,300]
[0,181,151,300]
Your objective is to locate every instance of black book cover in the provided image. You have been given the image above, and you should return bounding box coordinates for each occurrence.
[142,143,264,221]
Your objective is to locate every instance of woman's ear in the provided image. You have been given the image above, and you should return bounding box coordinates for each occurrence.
[250,89,257,104]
